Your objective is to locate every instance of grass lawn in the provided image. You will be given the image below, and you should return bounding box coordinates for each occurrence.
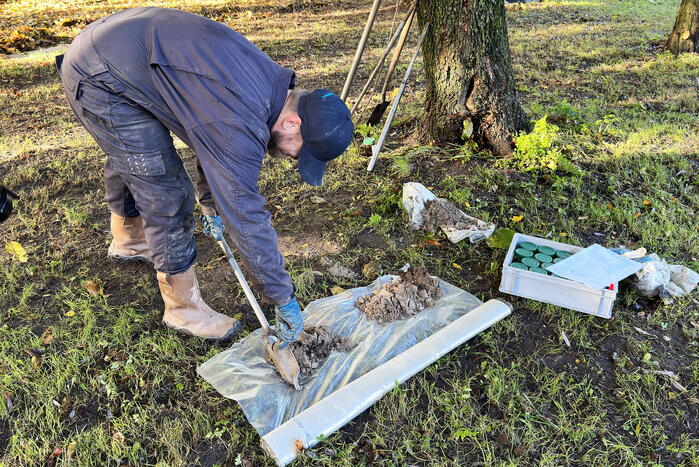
[1,0,698,465]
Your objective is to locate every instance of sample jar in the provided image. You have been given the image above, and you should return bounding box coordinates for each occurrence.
[515,248,534,260]
[535,253,553,263]
[537,245,556,256]
[519,241,538,252]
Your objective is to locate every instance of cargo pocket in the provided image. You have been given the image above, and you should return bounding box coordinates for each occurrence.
[133,183,189,217]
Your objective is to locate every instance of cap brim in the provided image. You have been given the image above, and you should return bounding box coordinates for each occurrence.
[297,145,328,186]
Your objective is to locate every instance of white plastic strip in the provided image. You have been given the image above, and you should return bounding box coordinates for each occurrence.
[260,299,512,466]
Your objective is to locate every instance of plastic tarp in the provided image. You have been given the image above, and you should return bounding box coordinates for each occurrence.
[197,275,482,436]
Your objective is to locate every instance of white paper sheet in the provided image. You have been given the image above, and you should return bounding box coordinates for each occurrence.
[547,244,644,290]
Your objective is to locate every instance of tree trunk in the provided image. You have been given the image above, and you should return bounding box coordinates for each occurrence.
[666,0,699,55]
[416,0,529,157]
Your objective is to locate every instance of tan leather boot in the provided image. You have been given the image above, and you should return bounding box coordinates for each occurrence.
[157,266,242,341]
[107,213,152,263]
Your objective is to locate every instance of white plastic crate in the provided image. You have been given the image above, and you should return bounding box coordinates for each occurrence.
[499,233,617,318]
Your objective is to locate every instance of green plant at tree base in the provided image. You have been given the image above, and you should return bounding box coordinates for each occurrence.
[354,123,380,146]
[503,116,576,173]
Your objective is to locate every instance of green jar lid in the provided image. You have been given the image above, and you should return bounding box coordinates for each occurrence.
[537,245,556,256]
[541,262,554,269]
[556,250,572,259]
[519,241,538,251]
[530,267,549,275]
[535,253,553,263]
[553,257,565,263]
[510,262,529,271]
[515,248,534,259]
[522,257,540,268]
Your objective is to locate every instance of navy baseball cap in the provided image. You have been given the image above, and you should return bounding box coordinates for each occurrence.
[296,89,353,186]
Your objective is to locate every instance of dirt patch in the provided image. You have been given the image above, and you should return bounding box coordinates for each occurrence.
[289,326,355,378]
[278,234,341,258]
[320,257,358,280]
[356,267,442,324]
[422,199,479,231]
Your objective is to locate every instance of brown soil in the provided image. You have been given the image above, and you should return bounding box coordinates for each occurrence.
[422,198,480,232]
[289,326,355,378]
[355,267,442,324]
[277,234,341,258]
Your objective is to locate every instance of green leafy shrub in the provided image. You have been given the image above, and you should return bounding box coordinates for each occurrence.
[354,123,380,146]
[507,116,575,173]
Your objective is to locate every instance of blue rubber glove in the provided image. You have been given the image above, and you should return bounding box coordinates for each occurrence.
[200,214,224,241]
[275,297,304,347]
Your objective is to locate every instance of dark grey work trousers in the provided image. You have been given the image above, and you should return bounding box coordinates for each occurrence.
[60,64,208,275]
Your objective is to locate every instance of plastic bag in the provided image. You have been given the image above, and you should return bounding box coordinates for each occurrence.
[197,275,482,436]
[401,182,495,243]
[635,254,699,303]
[610,249,699,304]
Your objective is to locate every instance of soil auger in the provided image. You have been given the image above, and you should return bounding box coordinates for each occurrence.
[216,235,302,390]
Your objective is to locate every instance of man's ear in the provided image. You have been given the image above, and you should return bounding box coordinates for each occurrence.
[282,114,302,131]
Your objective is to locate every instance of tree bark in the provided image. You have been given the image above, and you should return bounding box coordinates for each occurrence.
[416,0,529,157]
[666,0,699,55]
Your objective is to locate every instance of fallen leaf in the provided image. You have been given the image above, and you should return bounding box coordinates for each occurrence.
[633,326,652,336]
[425,239,444,247]
[633,212,641,219]
[642,352,651,363]
[41,328,54,345]
[294,439,304,452]
[361,261,379,279]
[45,446,63,467]
[560,232,568,237]
[330,286,345,295]
[511,215,523,223]
[463,201,471,208]
[643,199,652,206]
[486,228,515,249]
[82,280,102,297]
[113,431,125,444]
[680,30,690,40]
[452,263,462,270]
[66,441,77,461]
[462,118,474,139]
[671,379,687,393]
[65,311,76,317]
[634,422,641,438]
[309,196,326,204]
[5,241,28,262]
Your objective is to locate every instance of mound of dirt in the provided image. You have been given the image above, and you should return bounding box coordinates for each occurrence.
[356,267,442,324]
[422,198,481,232]
[289,326,355,378]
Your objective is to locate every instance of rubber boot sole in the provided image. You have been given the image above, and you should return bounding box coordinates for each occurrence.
[162,318,243,343]
[108,252,153,264]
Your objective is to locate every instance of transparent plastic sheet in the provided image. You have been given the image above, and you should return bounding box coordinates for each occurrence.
[197,275,482,436]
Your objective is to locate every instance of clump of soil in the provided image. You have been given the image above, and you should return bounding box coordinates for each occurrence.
[289,326,355,378]
[422,198,479,231]
[356,267,442,324]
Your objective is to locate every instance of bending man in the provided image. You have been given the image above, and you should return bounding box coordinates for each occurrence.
[57,7,353,343]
